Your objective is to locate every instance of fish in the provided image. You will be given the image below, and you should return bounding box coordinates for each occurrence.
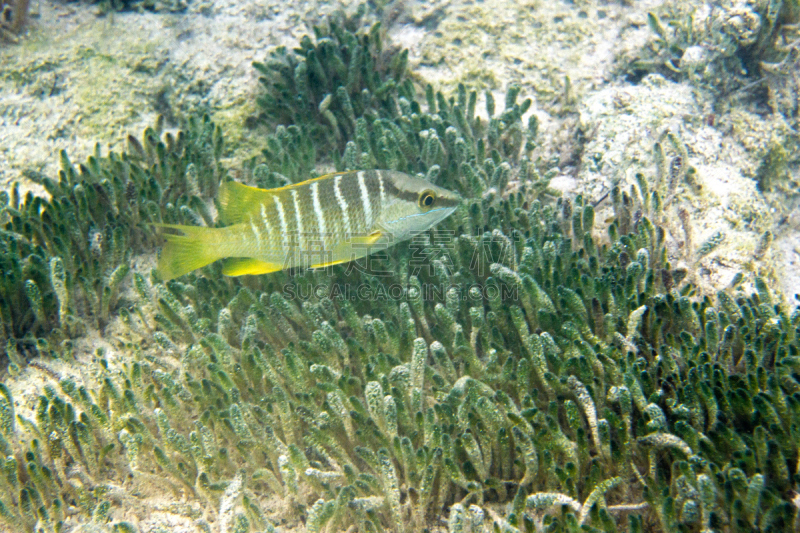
[155,169,462,280]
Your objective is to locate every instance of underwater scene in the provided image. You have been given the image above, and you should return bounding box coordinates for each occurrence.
[1,0,800,531]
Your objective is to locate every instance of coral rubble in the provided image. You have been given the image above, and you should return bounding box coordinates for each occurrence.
[0,0,29,42]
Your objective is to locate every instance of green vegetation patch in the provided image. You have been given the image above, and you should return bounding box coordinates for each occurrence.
[1,115,223,367]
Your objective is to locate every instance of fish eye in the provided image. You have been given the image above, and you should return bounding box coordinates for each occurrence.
[419,190,436,208]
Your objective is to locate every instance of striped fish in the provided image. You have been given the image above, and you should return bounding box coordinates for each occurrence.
[156,169,461,280]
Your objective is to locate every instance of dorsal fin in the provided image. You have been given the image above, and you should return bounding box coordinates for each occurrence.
[217,181,277,225]
[217,172,351,225]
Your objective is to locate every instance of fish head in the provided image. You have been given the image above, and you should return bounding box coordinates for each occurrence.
[374,171,462,242]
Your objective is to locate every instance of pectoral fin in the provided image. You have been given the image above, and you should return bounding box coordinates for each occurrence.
[309,257,353,269]
[349,230,385,246]
[222,258,284,276]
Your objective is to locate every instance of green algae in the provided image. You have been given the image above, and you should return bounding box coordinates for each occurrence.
[1,114,223,366]
[756,141,789,192]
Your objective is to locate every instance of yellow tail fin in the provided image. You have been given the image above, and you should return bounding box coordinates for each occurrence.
[155,224,222,281]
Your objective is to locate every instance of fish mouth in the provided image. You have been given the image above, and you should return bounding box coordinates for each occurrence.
[433,204,459,220]
[378,205,459,242]
[384,205,457,227]
[419,204,460,229]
